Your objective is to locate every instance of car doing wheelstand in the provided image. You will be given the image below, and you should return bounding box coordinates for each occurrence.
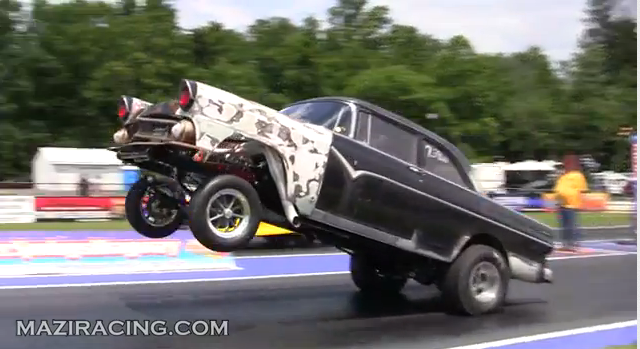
[110,79,555,316]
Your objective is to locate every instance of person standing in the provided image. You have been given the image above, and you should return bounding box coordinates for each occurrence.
[77,175,90,197]
[553,154,588,251]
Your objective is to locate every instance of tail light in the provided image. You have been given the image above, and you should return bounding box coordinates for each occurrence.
[118,96,133,123]
[178,79,197,111]
[118,96,152,124]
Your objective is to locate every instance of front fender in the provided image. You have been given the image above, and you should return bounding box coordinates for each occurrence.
[182,82,334,218]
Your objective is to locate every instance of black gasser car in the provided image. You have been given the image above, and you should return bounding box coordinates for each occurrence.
[110,79,555,316]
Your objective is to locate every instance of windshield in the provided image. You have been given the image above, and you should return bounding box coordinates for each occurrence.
[279,101,350,128]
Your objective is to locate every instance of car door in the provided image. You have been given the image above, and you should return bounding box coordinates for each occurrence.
[404,138,482,255]
[411,138,555,259]
[333,111,431,241]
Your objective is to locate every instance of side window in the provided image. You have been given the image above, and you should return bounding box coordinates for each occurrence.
[419,139,465,186]
[369,115,418,163]
[333,107,353,136]
[355,112,370,142]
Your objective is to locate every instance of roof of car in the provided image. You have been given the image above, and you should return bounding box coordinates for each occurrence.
[288,96,473,173]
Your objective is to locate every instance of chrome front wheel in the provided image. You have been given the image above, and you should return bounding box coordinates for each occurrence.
[188,175,262,252]
[207,188,252,239]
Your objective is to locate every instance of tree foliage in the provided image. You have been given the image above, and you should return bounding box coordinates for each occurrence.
[0,0,636,179]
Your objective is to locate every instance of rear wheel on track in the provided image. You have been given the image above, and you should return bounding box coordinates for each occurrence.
[440,245,509,316]
[350,253,408,295]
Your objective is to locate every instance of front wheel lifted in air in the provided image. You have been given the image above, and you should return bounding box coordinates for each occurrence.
[125,177,186,239]
[188,174,262,252]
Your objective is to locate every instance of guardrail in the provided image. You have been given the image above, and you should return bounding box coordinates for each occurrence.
[486,188,635,212]
[0,195,123,223]
[0,182,128,197]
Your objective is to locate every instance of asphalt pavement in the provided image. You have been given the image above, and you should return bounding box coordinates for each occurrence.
[0,252,635,349]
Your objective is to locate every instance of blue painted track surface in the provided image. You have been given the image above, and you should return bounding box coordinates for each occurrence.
[496,324,637,349]
[0,229,635,349]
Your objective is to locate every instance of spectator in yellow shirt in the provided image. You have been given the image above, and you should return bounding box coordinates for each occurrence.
[553,154,588,251]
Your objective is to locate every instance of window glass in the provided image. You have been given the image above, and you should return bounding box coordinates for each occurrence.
[420,140,465,185]
[369,116,417,163]
[279,101,348,129]
[333,107,353,136]
[354,112,370,142]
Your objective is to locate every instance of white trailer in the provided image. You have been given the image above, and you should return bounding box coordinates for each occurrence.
[31,147,126,194]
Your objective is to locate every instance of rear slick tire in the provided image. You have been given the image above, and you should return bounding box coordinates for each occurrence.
[350,253,407,295]
[440,245,509,316]
[188,175,262,252]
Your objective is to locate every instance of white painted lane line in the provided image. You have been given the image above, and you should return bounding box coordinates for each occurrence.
[0,271,352,290]
[235,250,637,260]
[0,251,634,280]
[0,251,636,280]
[582,238,636,243]
[235,252,345,259]
[0,266,244,279]
[444,320,638,349]
[0,252,634,289]
[548,251,636,260]
[578,225,633,229]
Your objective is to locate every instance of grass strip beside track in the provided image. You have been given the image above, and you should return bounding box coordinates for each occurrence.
[605,344,636,348]
[525,211,633,227]
[0,211,633,231]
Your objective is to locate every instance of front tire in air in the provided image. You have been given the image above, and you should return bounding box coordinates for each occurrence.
[188,175,262,252]
[125,178,184,239]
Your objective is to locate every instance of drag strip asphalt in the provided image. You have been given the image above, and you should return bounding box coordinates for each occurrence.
[0,252,635,349]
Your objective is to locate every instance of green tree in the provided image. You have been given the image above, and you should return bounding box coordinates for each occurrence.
[0,0,635,179]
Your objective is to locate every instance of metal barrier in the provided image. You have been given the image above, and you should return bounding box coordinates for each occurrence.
[0,183,634,238]
[486,187,635,211]
[0,182,128,197]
